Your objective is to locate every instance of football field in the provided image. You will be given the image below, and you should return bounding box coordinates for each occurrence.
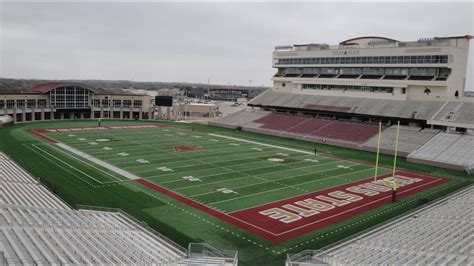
[30,124,447,243]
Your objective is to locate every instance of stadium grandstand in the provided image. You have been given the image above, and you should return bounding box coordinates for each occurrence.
[0,152,237,265]
[211,35,474,172]
[286,185,473,265]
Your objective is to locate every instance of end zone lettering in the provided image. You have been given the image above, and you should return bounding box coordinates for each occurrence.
[259,175,421,224]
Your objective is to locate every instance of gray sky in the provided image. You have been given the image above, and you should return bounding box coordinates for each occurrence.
[1,2,473,88]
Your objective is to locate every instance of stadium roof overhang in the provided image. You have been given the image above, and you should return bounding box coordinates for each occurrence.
[31,82,98,94]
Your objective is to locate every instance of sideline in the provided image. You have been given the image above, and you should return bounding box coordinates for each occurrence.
[208,133,314,155]
[55,142,141,180]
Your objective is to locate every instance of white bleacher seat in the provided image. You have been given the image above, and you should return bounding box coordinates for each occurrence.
[325,186,474,265]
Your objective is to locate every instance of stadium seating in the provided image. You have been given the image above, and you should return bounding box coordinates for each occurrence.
[209,109,270,128]
[249,90,447,120]
[287,118,334,134]
[0,153,70,210]
[407,133,474,171]
[0,152,237,265]
[431,101,474,125]
[255,114,309,130]
[216,111,379,143]
[311,121,379,142]
[0,205,186,265]
[363,125,440,156]
[325,186,474,265]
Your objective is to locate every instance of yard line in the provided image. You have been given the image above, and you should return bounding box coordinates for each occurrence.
[28,144,103,185]
[131,151,310,174]
[207,167,375,206]
[97,131,313,189]
[188,163,359,197]
[172,159,339,189]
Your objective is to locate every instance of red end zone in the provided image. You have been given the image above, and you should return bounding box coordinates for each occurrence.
[229,171,447,242]
[137,171,447,243]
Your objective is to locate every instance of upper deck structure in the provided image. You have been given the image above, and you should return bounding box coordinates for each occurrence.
[272,35,472,101]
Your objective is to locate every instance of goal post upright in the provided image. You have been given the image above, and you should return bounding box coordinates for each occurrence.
[374,122,382,182]
[392,120,401,179]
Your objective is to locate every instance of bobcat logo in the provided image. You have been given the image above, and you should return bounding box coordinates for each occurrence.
[424,87,431,95]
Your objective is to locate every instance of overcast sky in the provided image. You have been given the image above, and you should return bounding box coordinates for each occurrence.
[1,2,473,88]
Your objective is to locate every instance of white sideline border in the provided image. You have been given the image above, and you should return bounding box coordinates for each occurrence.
[55,142,142,181]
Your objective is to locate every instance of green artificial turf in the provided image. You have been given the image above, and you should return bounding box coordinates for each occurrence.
[0,119,471,265]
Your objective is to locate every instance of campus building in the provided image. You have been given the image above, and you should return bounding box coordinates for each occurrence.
[0,82,153,123]
[272,35,471,100]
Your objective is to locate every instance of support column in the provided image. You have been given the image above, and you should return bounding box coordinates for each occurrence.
[60,112,65,120]
[120,107,123,119]
[41,108,45,121]
[100,107,104,119]
[13,107,17,123]
[80,112,84,119]
[70,113,74,119]
[31,108,35,121]
[129,107,133,120]
[148,107,153,120]
[22,108,26,122]
[139,109,143,120]
[51,109,54,120]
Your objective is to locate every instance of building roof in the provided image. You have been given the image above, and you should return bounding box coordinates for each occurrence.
[340,36,399,45]
[0,82,147,96]
[31,82,98,93]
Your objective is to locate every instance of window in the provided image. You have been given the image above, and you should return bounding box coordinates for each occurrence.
[274,54,449,65]
[0,100,4,109]
[440,55,448,63]
[27,99,36,108]
[123,100,131,108]
[37,99,47,108]
[403,56,411,64]
[133,100,142,108]
[113,100,122,108]
[101,99,109,107]
[302,83,393,93]
[49,86,90,109]
[416,56,424,64]
[6,100,15,108]
[16,100,26,108]
[93,99,100,107]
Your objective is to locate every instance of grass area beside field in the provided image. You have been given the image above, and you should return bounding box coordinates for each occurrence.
[0,119,471,265]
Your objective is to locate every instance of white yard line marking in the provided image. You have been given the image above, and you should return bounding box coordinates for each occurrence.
[208,167,373,206]
[27,144,101,186]
[189,163,360,197]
